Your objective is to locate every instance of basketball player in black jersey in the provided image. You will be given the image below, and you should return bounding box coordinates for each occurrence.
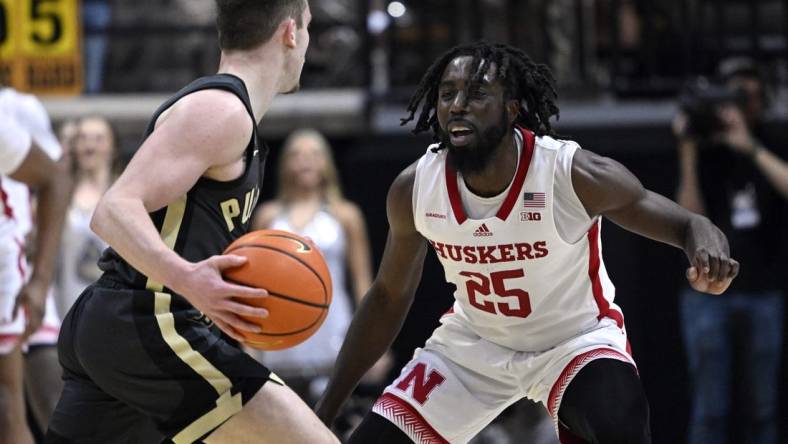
[46,1,338,443]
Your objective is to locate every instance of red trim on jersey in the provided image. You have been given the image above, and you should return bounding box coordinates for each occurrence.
[586,221,612,322]
[0,334,20,343]
[445,162,467,225]
[606,308,624,329]
[441,306,455,318]
[496,127,535,220]
[444,127,535,224]
[547,348,633,419]
[14,238,26,281]
[35,325,60,335]
[373,392,449,444]
[0,177,15,220]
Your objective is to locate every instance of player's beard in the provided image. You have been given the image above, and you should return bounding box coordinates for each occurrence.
[441,111,509,176]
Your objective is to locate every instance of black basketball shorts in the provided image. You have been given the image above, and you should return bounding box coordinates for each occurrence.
[45,275,277,444]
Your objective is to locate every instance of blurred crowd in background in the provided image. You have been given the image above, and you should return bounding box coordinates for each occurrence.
[82,0,788,98]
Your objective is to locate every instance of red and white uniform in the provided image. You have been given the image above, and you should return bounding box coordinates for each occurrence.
[0,88,62,353]
[373,128,635,443]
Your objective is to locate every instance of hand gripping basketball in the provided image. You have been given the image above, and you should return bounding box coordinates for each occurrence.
[222,229,333,350]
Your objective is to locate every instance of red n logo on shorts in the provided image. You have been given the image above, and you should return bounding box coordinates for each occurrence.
[395,363,446,405]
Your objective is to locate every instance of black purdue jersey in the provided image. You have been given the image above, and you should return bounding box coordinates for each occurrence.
[98,74,266,292]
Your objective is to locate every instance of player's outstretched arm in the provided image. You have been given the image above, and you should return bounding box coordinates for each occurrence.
[90,90,268,340]
[315,162,428,425]
[8,143,71,339]
[572,149,739,295]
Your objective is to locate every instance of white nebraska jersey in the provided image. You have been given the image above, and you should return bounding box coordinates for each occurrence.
[412,127,623,352]
[0,88,62,240]
[0,89,62,345]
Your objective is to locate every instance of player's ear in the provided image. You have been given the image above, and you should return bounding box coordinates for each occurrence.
[282,18,297,49]
[506,100,520,126]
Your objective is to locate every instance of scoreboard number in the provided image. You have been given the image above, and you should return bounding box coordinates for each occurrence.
[0,0,82,95]
[0,3,7,46]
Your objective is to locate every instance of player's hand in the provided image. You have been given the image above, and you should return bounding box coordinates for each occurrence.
[685,249,739,295]
[684,217,739,295]
[173,255,269,342]
[13,275,48,345]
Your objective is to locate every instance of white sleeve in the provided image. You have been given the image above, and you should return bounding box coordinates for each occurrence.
[0,110,33,175]
[15,92,62,160]
[553,140,597,244]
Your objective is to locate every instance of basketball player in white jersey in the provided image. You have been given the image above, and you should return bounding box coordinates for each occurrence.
[0,87,71,444]
[0,87,68,436]
[316,42,739,444]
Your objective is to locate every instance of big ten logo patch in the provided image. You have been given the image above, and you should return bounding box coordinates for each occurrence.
[520,211,541,222]
[395,362,446,405]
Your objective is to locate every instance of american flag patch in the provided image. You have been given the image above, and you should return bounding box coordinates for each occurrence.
[523,192,546,208]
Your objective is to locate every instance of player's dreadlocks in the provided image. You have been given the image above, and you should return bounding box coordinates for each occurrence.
[401,41,560,142]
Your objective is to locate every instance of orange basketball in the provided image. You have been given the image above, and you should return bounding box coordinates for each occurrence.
[222,229,332,350]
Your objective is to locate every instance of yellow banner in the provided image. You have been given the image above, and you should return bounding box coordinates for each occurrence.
[0,0,17,59]
[0,0,83,95]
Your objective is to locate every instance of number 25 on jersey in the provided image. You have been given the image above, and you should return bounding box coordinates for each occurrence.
[459,269,532,318]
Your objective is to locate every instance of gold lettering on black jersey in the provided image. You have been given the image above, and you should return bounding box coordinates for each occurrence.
[221,187,260,232]
[241,187,260,224]
[221,199,241,231]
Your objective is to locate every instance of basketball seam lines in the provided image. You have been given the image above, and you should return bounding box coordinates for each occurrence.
[224,276,327,336]
[261,234,312,251]
[244,310,327,337]
[224,243,329,305]
[224,277,329,309]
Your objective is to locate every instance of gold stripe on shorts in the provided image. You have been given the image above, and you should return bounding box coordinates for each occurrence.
[171,391,243,444]
[149,195,244,442]
[154,292,240,443]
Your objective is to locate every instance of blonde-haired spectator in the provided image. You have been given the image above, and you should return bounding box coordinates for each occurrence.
[253,128,387,405]
[55,116,116,317]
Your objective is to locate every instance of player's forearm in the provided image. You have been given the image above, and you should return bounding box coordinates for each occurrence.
[608,189,703,251]
[616,191,728,260]
[91,193,192,289]
[681,213,728,256]
[317,282,413,423]
[29,161,72,285]
[349,255,373,304]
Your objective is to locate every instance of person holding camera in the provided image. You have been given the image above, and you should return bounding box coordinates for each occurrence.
[674,59,786,444]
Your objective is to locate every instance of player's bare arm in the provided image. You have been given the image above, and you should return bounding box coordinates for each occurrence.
[91,90,269,340]
[10,143,71,340]
[571,149,739,295]
[316,161,428,425]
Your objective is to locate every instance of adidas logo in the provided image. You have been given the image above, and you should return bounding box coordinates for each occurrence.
[473,223,493,237]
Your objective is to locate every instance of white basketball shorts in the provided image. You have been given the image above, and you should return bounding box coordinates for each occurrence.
[25,288,61,348]
[0,237,27,354]
[372,315,635,443]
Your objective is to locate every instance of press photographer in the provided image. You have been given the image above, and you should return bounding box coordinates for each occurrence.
[673,58,786,444]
